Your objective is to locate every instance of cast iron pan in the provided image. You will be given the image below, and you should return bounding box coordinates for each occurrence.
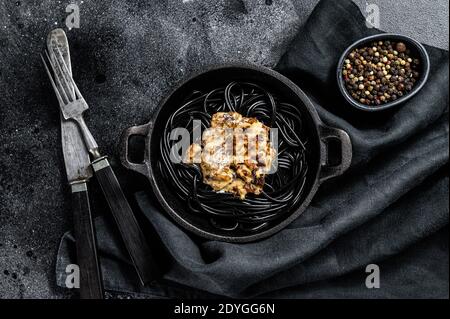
[120,64,352,242]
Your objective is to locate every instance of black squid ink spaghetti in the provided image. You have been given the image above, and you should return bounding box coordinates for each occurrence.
[157,81,309,233]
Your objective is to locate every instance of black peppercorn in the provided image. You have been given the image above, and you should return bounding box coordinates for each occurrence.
[342,40,421,106]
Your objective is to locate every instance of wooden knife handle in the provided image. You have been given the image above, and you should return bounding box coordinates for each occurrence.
[71,182,104,299]
[92,156,159,285]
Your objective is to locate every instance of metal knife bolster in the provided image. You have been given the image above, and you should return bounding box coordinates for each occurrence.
[71,181,88,193]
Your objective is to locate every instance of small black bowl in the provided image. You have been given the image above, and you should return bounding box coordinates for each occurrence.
[337,33,430,112]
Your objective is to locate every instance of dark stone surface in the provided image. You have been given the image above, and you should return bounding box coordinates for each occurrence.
[0,0,448,298]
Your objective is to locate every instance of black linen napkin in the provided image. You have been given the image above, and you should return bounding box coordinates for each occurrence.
[56,0,449,298]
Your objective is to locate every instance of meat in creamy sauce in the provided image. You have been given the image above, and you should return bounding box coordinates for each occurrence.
[184,112,276,199]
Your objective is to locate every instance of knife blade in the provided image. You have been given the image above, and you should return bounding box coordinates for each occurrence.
[47,29,104,299]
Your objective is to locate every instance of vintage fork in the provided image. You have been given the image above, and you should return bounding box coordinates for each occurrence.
[41,46,159,286]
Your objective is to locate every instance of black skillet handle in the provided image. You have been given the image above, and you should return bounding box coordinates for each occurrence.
[119,122,152,177]
[318,124,353,183]
[71,181,104,299]
[91,156,159,285]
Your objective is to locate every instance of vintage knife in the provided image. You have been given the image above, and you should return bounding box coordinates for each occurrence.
[43,33,159,287]
[47,29,104,299]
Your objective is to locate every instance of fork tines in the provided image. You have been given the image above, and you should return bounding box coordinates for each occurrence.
[40,45,84,106]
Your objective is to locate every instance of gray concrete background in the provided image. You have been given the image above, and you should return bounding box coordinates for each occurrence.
[352,0,449,49]
[0,0,448,299]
